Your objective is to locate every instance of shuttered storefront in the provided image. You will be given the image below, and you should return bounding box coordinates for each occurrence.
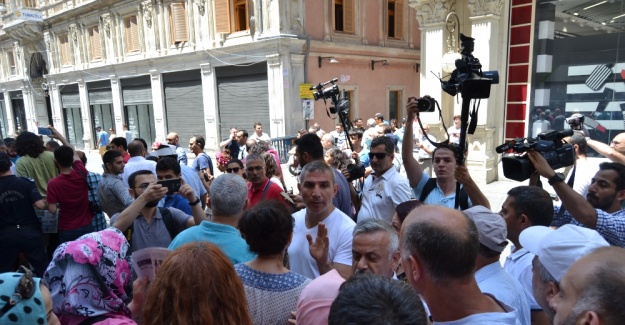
[88,80,114,146]
[0,94,7,138]
[216,63,269,140]
[164,70,204,150]
[60,84,84,149]
[121,76,155,144]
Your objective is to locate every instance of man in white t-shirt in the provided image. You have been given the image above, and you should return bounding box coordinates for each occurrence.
[248,122,270,142]
[288,160,355,280]
[447,115,461,144]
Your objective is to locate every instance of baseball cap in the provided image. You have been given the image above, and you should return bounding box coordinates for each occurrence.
[519,224,609,281]
[152,144,177,157]
[464,205,508,253]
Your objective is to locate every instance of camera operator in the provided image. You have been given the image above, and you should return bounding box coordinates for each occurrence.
[559,134,599,198]
[402,99,490,210]
[527,151,625,247]
[585,132,625,165]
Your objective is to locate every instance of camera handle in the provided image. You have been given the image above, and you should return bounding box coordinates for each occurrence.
[453,97,472,210]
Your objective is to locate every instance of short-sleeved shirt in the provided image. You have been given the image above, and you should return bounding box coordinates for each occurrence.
[288,208,355,279]
[169,221,256,264]
[180,164,207,199]
[175,146,188,166]
[121,156,157,188]
[503,246,542,311]
[98,131,109,147]
[0,175,43,226]
[191,152,214,175]
[110,207,191,252]
[357,167,413,223]
[46,160,93,231]
[551,206,625,247]
[247,178,287,208]
[433,294,521,324]
[159,194,192,215]
[412,173,473,210]
[15,152,58,197]
[476,261,531,325]
[98,173,135,217]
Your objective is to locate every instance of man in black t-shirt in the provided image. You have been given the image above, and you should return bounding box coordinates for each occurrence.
[0,152,48,276]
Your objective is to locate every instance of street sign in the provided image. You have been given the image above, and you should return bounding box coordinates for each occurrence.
[300,83,314,99]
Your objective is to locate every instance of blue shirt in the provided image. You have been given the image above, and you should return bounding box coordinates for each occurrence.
[159,193,192,215]
[476,261,531,325]
[180,164,207,199]
[552,206,625,247]
[191,152,214,175]
[412,173,472,210]
[168,220,256,264]
[175,146,188,166]
[98,131,109,146]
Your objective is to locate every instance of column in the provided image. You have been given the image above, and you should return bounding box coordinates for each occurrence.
[200,63,219,150]
[20,84,37,132]
[466,0,506,183]
[409,0,455,127]
[110,76,125,136]
[3,91,15,136]
[289,54,306,135]
[149,69,167,142]
[48,81,66,138]
[77,79,92,150]
[266,53,286,138]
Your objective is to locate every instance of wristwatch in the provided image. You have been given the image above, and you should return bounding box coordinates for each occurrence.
[548,172,565,185]
[189,197,201,206]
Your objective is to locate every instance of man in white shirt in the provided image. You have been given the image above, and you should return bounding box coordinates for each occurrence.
[248,122,270,142]
[330,124,347,148]
[500,186,554,325]
[288,161,355,280]
[356,137,412,223]
[415,124,436,177]
[447,115,461,144]
[121,140,157,187]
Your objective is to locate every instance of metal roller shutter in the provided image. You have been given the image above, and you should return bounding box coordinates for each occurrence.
[61,92,81,107]
[217,74,270,140]
[122,86,152,105]
[164,80,205,149]
[89,89,113,105]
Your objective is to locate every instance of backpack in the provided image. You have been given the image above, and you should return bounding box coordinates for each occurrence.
[123,207,182,248]
[419,178,469,210]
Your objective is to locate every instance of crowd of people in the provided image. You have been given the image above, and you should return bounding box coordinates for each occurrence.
[1,100,625,325]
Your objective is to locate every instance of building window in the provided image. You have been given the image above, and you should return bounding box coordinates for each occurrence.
[59,34,72,66]
[387,0,403,39]
[334,0,354,34]
[389,90,402,121]
[215,0,249,34]
[24,0,37,8]
[89,26,102,61]
[170,3,188,44]
[124,15,140,53]
[7,50,15,75]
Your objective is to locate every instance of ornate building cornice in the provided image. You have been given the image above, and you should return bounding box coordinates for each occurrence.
[409,0,456,26]
[467,0,505,17]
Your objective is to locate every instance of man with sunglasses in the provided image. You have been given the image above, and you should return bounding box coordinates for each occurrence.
[355,137,412,223]
[586,132,625,165]
[246,154,288,208]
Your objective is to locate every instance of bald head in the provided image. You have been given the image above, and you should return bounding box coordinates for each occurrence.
[401,205,479,285]
[128,140,146,157]
[552,246,625,325]
[612,132,625,154]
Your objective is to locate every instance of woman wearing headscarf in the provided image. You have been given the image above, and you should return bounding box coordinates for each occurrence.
[0,269,60,324]
[43,228,137,325]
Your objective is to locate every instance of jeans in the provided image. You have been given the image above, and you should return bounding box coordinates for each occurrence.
[59,223,95,244]
[0,226,49,277]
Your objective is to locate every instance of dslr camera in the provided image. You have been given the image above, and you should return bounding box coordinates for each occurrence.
[497,129,575,182]
[414,95,436,113]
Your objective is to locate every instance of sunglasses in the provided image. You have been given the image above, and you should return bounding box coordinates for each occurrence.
[0,266,35,317]
[226,167,241,173]
[368,152,388,160]
[135,183,150,190]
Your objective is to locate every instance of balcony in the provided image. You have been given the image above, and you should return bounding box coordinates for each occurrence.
[1,5,43,42]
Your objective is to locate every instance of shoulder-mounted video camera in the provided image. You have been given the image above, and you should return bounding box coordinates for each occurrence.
[497,129,575,181]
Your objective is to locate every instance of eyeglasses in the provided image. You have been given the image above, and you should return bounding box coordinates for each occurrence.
[246,166,264,172]
[135,183,150,190]
[226,167,241,173]
[368,152,388,160]
[0,266,35,317]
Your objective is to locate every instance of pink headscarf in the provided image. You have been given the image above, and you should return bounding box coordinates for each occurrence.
[295,269,345,325]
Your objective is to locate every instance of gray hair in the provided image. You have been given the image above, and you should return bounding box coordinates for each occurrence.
[322,133,335,144]
[367,118,376,127]
[209,174,248,216]
[245,153,265,166]
[353,219,399,256]
[298,160,336,184]
[535,257,558,285]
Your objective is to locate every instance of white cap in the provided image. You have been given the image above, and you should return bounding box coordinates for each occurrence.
[519,224,609,281]
[464,205,508,253]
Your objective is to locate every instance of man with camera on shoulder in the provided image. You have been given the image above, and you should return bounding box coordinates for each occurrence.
[402,98,490,210]
[527,151,625,247]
